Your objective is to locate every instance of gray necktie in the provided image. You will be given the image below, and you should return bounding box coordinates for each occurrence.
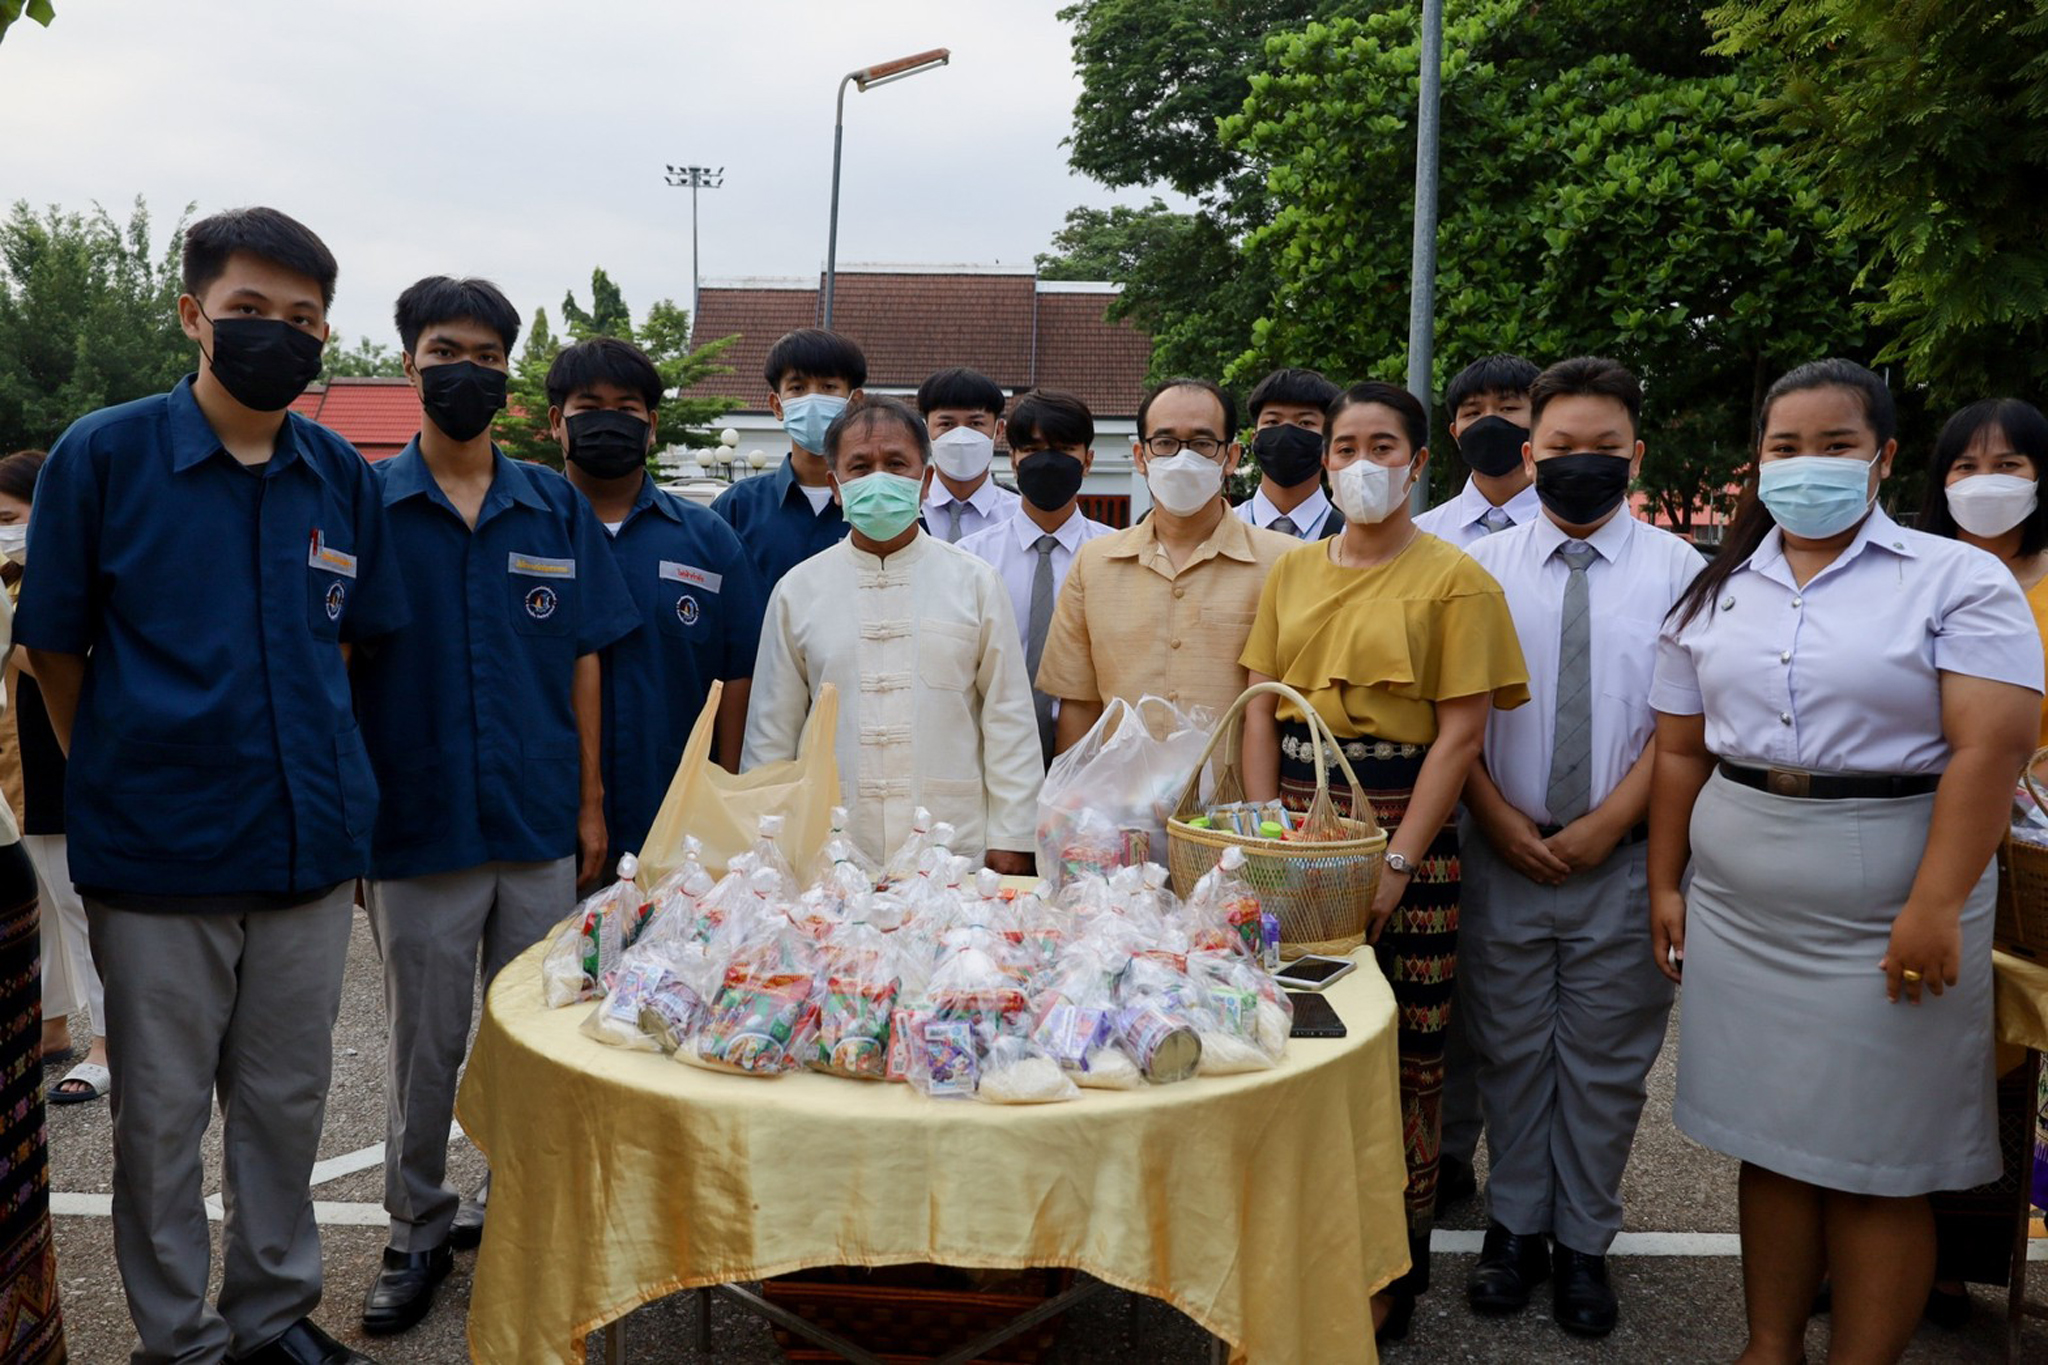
[1482,506,1513,534]
[1270,514,1301,539]
[1546,540,1597,825]
[1026,535,1060,762]
[945,501,964,543]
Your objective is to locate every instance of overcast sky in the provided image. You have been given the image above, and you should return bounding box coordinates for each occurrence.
[1,0,1176,346]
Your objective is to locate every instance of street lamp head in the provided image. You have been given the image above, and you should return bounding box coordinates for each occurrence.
[850,47,950,92]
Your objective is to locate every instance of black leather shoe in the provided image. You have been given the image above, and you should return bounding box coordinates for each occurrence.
[1552,1244,1618,1337]
[1924,1283,1971,1329]
[360,1244,452,1336]
[448,1192,486,1251]
[231,1317,378,1364]
[1434,1154,1478,1211]
[1374,1285,1415,1343]
[1466,1222,1550,1313]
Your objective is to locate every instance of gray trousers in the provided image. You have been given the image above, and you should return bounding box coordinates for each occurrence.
[87,885,355,1365]
[1439,981,1483,1167]
[1458,817,1674,1255]
[366,858,573,1250]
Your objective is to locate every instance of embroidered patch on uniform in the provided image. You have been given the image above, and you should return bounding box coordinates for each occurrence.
[308,530,358,578]
[525,585,559,620]
[659,560,722,593]
[507,552,577,578]
[676,593,700,626]
[324,580,346,621]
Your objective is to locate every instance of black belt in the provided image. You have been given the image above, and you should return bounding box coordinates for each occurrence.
[1716,761,1940,801]
[1535,821,1649,846]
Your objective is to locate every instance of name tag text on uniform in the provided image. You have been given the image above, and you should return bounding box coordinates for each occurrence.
[507,552,577,579]
[659,561,722,593]
[308,531,358,578]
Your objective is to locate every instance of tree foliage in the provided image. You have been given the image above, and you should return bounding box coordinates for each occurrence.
[321,334,404,381]
[0,0,55,47]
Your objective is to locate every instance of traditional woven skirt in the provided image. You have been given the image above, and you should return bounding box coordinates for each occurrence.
[0,839,63,1361]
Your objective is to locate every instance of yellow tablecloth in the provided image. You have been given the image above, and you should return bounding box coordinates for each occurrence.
[1994,949,2048,1072]
[455,935,1408,1365]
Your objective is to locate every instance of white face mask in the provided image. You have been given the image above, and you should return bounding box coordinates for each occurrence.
[931,426,995,482]
[1145,449,1225,516]
[1945,473,2039,538]
[1331,459,1412,526]
[0,523,26,567]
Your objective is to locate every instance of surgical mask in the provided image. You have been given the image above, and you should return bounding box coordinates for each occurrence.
[1250,424,1325,488]
[565,410,651,480]
[0,523,26,567]
[1756,453,1880,539]
[837,470,925,541]
[202,312,325,412]
[781,393,848,455]
[1534,452,1632,526]
[418,359,506,442]
[1331,459,1412,526]
[1945,473,2039,538]
[1455,415,1530,479]
[1014,449,1086,512]
[1145,450,1224,516]
[931,426,995,482]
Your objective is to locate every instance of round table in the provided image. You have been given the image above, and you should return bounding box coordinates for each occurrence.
[455,933,1409,1364]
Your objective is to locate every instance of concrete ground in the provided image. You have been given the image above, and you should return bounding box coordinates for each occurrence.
[44,908,2048,1363]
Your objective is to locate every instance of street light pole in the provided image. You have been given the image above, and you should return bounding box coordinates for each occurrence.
[664,165,724,340]
[1406,0,1444,512]
[823,47,950,329]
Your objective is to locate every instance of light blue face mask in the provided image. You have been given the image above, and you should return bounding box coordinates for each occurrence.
[781,393,849,455]
[1757,453,1880,539]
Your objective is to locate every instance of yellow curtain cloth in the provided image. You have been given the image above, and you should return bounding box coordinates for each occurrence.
[1993,949,2048,1075]
[456,933,1410,1364]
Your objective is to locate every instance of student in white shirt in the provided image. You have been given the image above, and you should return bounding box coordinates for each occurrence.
[959,389,1112,766]
[919,366,1020,543]
[1414,354,1545,546]
[1235,367,1342,539]
[1460,358,1703,1338]
[1649,359,2042,1365]
[746,396,1042,872]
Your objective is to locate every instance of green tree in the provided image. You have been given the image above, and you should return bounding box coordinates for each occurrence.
[321,334,404,381]
[1707,0,2048,405]
[0,0,55,46]
[0,198,191,453]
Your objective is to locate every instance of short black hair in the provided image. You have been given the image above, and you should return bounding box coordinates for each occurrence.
[1443,353,1541,421]
[393,275,522,355]
[1757,357,1897,447]
[1327,381,1428,452]
[1919,397,2048,556]
[546,337,665,412]
[1137,377,1236,440]
[1529,356,1643,436]
[764,328,867,390]
[1006,389,1094,450]
[0,449,46,505]
[182,206,339,310]
[916,366,1006,418]
[1247,367,1339,421]
[823,395,929,467]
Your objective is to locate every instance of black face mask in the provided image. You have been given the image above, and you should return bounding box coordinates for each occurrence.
[1455,414,1531,479]
[1250,422,1325,488]
[418,360,506,442]
[1014,448,1086,512]
[203,314,325,412]
[1534,452,1632,526]
[565,409,651,480]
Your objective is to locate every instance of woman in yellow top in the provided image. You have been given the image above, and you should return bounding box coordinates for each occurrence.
[1241,380,1529,1340]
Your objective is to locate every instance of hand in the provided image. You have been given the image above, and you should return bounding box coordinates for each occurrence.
[577,802,608,892]
[1543,815,1623,876]
[984,850,1034,877]
[1650,886,1686,984]
[1368,864,1411,944]
[1480,807,1572,885]
[1880,901,1961,1004]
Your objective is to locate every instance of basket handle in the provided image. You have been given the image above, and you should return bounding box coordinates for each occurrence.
[1171,680,1377,837]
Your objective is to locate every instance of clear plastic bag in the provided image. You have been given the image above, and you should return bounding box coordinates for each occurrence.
[808,804,882,889]
[1185,846,1264,958]
[881,806,938,885]
[542,855,647,1008]
[976,1035,1080,1104]
[1036,697,1214,888]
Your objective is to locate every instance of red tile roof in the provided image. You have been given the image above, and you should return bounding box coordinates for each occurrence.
[681,271,1153,418]
[290,377,420,460]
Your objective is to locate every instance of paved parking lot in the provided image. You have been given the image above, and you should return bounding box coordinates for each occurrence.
[45,908,2048,1362]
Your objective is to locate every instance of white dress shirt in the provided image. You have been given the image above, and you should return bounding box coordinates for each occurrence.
[744,533,1045,863]
[957,507,1115,651]
[1413,476,1544,548]
[924,476,1020,543]
[1234,485,1335,539]
[1467,510,1703,824]
[1652,506,2044,775]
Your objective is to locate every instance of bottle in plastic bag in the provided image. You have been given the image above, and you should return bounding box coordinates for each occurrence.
[541,854,645,1008]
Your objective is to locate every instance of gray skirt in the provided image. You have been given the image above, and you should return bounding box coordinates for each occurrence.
[1674,770,1999,1195]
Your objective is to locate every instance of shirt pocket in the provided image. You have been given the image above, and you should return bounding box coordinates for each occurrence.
[1597,615,1665,708]
[657,583,716,641]
[522,738,580,835]
[507,554,577,639]
[100,737,245,862]
[918,620,980,693]
[307,553,357,640]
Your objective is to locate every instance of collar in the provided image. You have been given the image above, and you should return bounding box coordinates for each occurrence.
[773,453,838,510]
[1530,505,1635,564]
[168,375,310,477]
[1105,503,1259,565]
[1748,504,1916,585]
[843,528,934,571]
[1455,476,1542,531]
[382,440,552,517]
[1010,505,1090,553]
[927,476,1001,514]
[1251,484,1331,529]
[618,473,686,530]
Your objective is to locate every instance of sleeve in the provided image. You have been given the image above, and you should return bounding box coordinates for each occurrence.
[1649,620,1705,716]
[338,460,412,643]
[1425,580,1531,710]
[740,582,809,769]
[974,571,1046,850]
[1933,557,2047,693]
[1032,542,1099,703]
[1237,555,1286,676]
[570,496,642,656]
[709,521,764,681]
[13,424,105,655]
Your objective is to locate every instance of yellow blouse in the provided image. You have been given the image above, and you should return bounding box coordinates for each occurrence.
[2028,573,2048,749]
[1240,532,1530,745]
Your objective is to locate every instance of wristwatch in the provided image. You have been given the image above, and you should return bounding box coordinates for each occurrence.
[1385,850,1414,876]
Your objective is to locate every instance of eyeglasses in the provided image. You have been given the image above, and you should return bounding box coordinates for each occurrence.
[1142,435,1226,460]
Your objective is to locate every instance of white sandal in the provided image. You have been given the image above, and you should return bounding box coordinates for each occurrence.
[50,1061,109,1105]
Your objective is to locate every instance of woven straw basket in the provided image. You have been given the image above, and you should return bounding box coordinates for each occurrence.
[1995,747,2048,959]
[1165,681,1386,957]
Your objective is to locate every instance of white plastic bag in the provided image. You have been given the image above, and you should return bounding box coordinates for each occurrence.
[1037,696,1213,887]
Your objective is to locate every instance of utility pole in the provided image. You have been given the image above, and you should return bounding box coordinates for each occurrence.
[824,48,950,328]
[1406,0,1443,512]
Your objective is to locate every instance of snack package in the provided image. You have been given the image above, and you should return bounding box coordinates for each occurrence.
[976,1035,1080,1104]
[913,1017,979,1097]
[807,804,883,888]
[1189,949,1292,1074]
[808,920,901,1079]
[541,854,646,1007]
[684,965,817,1075]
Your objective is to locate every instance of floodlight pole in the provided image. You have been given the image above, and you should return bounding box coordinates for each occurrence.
[664,165,725,341]
[1406,0,1444,512]
[823,47,950,329]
